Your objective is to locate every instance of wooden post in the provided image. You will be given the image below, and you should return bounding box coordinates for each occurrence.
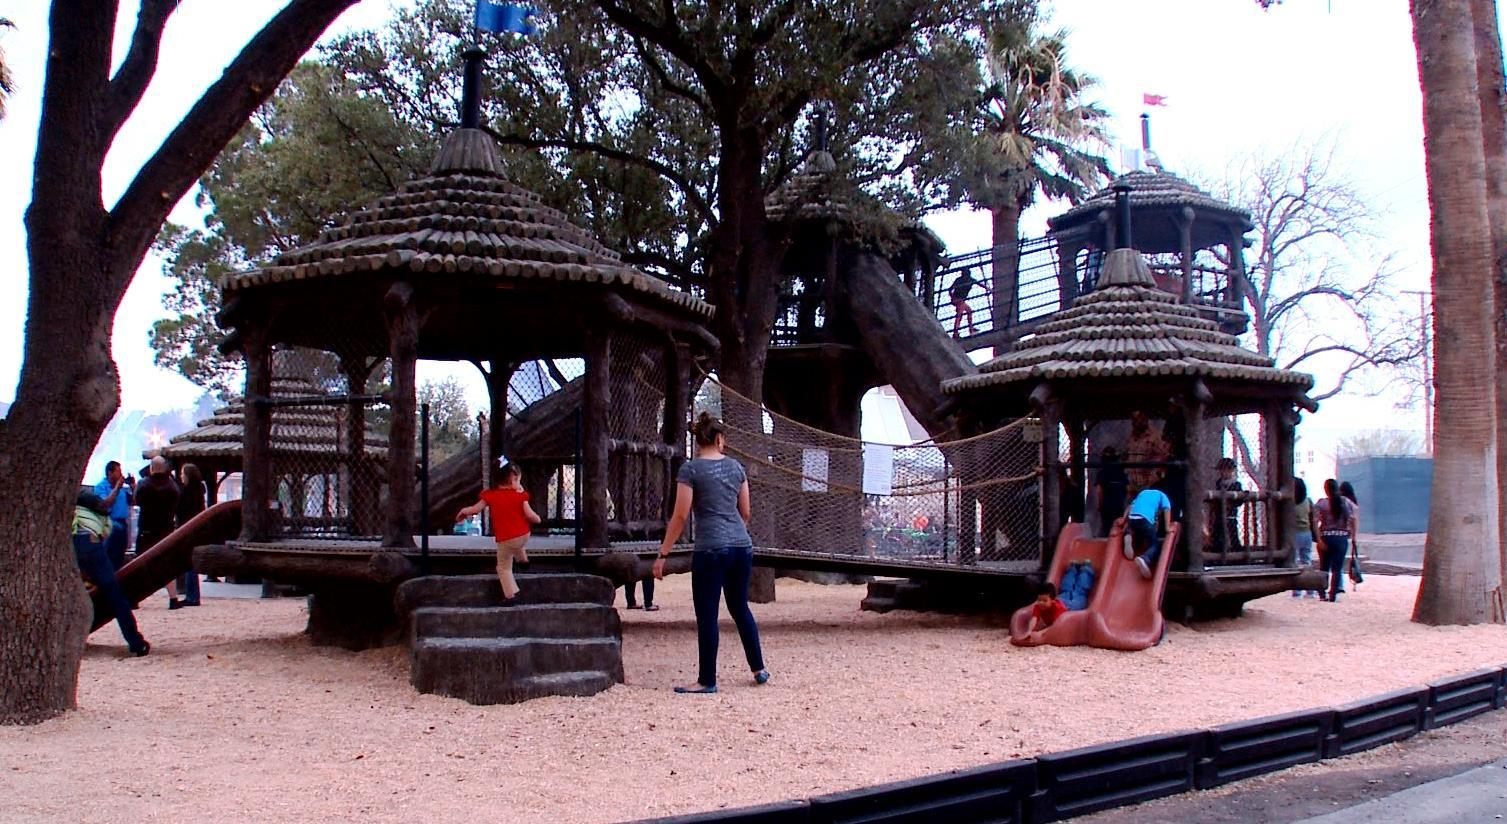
[1272,403,1299,566]
[1038,388,1062,566]
[1056,240,1081,314]
[1178,207,1195,304]
[485,360,514,466]
[1227,225,1248,306]
[207,472,221,506]
[240,325,273,542]
[582,328,612,548]
[1183,386,1211,574]
[340,356,378,536]
[663,342,690,527]
[382,283,420,549]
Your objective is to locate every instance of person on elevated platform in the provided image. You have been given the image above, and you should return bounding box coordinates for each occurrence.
[456,462,541,601]
[1123,483,1174,580]
[949,269,979,337]
[1094,446,1129,538]
[653,413,770,694]
[1209,457,1244,557]
[1125,411,1168,494]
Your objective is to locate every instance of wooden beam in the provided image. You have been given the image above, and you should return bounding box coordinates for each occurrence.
[1183,390,1210,574]
[382,282,419,548]
[240,325,273,542]
[581,329,612,548]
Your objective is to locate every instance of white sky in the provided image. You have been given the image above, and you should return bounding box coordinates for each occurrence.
[0,0,1473,474]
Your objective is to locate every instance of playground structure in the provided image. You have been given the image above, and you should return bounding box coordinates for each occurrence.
[103,48,1326,690]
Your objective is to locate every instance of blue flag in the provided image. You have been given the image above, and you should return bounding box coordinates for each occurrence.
[475,1,536,35]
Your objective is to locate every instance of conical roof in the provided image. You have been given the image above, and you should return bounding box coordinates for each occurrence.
[152,375,389,464]
[221,129,711,318]
[1049,169,1251,231]
[765,148,940,255]
[943,249,1312,394]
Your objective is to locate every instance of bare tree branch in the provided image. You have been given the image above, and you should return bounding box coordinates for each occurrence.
[105,0,178,139]
[107,0,363,285]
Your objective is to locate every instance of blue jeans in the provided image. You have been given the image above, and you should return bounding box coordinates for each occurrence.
[178,570,201,604]
[1292,533,1319,595]
[1129,517,1163,567]
[1321,534,1350,597]
[104,522,129,570]
[691,546,765,688]
[74,533,147,652]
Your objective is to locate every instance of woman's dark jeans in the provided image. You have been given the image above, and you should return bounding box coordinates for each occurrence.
[1321,534,1350,598]
[74,532,147,652]
[691,545,765,688]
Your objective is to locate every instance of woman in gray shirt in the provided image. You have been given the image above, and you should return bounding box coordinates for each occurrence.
[653,412,770,694]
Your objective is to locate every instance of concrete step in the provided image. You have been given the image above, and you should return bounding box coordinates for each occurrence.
[395,573,616,614]
[411,636,625,705]
[860,595,899,614]
[412,604,620,641]
[514,670,617,699]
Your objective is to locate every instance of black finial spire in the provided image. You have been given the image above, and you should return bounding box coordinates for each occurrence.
[1113,184,1133,250]
[1140,112,1151,152]
[814,110,829,153]
[460,46,485,129]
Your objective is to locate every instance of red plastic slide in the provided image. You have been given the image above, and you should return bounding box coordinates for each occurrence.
[1009,519,1181,651]
[90,500,242,632]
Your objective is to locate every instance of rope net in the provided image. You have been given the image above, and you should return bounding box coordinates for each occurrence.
[695,373,1046,568]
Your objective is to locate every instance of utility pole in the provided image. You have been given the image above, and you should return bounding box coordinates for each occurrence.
[1402,290,1433,454]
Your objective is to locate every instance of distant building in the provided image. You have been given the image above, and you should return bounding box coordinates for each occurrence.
[1337,456,1433,534]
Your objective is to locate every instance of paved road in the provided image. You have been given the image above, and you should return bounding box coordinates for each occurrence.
[1297,759,1507,823]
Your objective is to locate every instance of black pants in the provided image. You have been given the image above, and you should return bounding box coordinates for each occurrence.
[74,533,147,653]
[624,576,654,607]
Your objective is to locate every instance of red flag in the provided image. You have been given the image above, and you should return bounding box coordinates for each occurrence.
[1143,93,1168,107]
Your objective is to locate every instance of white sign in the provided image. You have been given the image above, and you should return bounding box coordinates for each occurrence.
[862,443,895,496]
[801,448,829,493]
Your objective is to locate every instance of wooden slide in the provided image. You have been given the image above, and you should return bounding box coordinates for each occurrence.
[1009,520,1181,652]
[90,500,242,632]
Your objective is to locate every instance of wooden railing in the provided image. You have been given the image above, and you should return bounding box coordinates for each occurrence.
[1204,489,1287,566]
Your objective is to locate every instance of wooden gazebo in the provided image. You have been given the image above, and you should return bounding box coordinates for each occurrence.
[151,372,389,530]
[943,245,1316,601]
[1048,170,1254,334]
[218,121,714,550]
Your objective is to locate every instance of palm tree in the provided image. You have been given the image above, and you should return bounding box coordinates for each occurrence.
[0,18,14,121]
[1411,0,1505,625]
[976,19,1111,331]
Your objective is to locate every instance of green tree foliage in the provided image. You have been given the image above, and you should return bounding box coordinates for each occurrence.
[153,0,1033,403]
[418,377,477,462]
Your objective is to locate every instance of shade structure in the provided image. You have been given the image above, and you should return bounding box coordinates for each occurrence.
[1047,168,1252,253]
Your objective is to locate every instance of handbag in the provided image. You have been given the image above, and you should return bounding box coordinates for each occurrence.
[1348,539,1364,585]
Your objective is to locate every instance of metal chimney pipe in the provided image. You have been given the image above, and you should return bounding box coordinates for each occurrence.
[1113,184,1133,249]
[1140,113,1151,151]
[461,46,485,129]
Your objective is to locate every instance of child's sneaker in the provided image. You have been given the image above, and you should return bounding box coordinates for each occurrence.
[1135,557,1151,579]
[1122,542,1134,560]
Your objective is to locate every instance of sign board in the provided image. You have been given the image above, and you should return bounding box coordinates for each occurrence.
[862,443,894,496]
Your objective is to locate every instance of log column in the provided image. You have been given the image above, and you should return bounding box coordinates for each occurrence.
[1177,206,1196,304]
[582,327,612,548]
[1183,382,1212,574]
[1056,240,1082,315]
[382,283,420,548]
[1035,384,1062,566]
[1272,403,1299,566]
[240,324,273,542]
[663,341,691,524]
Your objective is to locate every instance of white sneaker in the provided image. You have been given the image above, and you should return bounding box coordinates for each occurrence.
[1122,542,1134,560]
[1135,557,1151,579]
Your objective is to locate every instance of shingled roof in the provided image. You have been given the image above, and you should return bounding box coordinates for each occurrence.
[765,148,941,255]
[220,129,711,319]
[1048,169,1252,234]
[151,376,389,465]
[943,249,1313,395]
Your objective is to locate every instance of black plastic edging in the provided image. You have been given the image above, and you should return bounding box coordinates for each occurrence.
[806,760,1035,824]
[1425,667,1502,729]
[1195,707,1334,789]
[1324,687,1428,759]
[629,666,1507,824]
[630,800,811,824]
[1029,731,1203,822]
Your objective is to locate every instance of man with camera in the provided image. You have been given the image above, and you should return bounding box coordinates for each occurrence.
[92,461,135,570]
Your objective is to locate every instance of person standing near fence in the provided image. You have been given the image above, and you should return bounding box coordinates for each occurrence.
[174,463,207,607]
[949,269,979,337]
[136,456,185,609]
[1312,479,1356,602]
[653,412,770,694]
[1290,478,1320,598]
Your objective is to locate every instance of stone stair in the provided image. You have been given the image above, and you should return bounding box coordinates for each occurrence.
[395,573,624,705]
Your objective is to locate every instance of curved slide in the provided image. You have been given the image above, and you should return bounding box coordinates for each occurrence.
[90,500,242,632]
[1009,520,1181,651]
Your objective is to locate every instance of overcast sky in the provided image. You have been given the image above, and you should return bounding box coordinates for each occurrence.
[0,0,1478,467]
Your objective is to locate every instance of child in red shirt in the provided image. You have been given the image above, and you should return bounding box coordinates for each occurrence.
[457,463,541,599]
[1027,581,1068,633]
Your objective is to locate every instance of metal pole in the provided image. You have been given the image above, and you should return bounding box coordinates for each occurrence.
[1403,290,1433,453]
[574,407,583,570]
[420,402,431,576]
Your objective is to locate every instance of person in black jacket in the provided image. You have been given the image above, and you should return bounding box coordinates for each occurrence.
[174,463,208,606]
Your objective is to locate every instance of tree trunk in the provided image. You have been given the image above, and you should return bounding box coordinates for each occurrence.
[707,127,781,408]
[1411,0,1505,625]
[990,200,1022,329]
[1471,0,1507,596]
